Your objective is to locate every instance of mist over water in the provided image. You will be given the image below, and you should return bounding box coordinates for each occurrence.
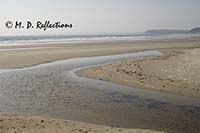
[0,33,200,46]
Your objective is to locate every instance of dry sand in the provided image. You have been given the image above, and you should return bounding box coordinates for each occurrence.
[0,115,164,133]
[0,38,200,69]
[80,47,200,98]
[1,38,200,133]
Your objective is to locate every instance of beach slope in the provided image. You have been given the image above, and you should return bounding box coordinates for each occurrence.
[0,115,164,133]
[80,48,200,97]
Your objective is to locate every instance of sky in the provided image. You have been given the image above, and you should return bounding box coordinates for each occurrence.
[0,0,200,35]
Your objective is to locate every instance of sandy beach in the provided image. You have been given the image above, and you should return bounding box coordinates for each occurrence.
[0,38,200,133]
[80,47,200,98]
[1,0,200,132]
[0,115,164,133]
[0,38,200,69]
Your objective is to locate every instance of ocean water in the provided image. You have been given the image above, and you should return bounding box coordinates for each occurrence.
[0,33,199,46]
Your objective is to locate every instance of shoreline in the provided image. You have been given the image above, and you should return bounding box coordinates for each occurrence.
[79,47,200,98]
[1,50,200,133]
[1,38,200,132]
[0,38,200,69]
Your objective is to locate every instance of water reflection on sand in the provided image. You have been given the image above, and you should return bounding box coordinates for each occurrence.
[0,51,199,133]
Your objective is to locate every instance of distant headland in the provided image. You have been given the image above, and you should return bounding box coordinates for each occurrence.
[145,27,200,35]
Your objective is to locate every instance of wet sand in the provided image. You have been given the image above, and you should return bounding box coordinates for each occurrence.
[0,38,200,69]
[80,48,200,98]
[0,38,200,133]
[0,51,200,133]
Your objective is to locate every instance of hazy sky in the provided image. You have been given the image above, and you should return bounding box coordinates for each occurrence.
[0,0,200,35]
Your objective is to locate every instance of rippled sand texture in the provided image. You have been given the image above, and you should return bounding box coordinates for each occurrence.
[0,115,165,133]
[80,48,200,97]
[0,51,200,133]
